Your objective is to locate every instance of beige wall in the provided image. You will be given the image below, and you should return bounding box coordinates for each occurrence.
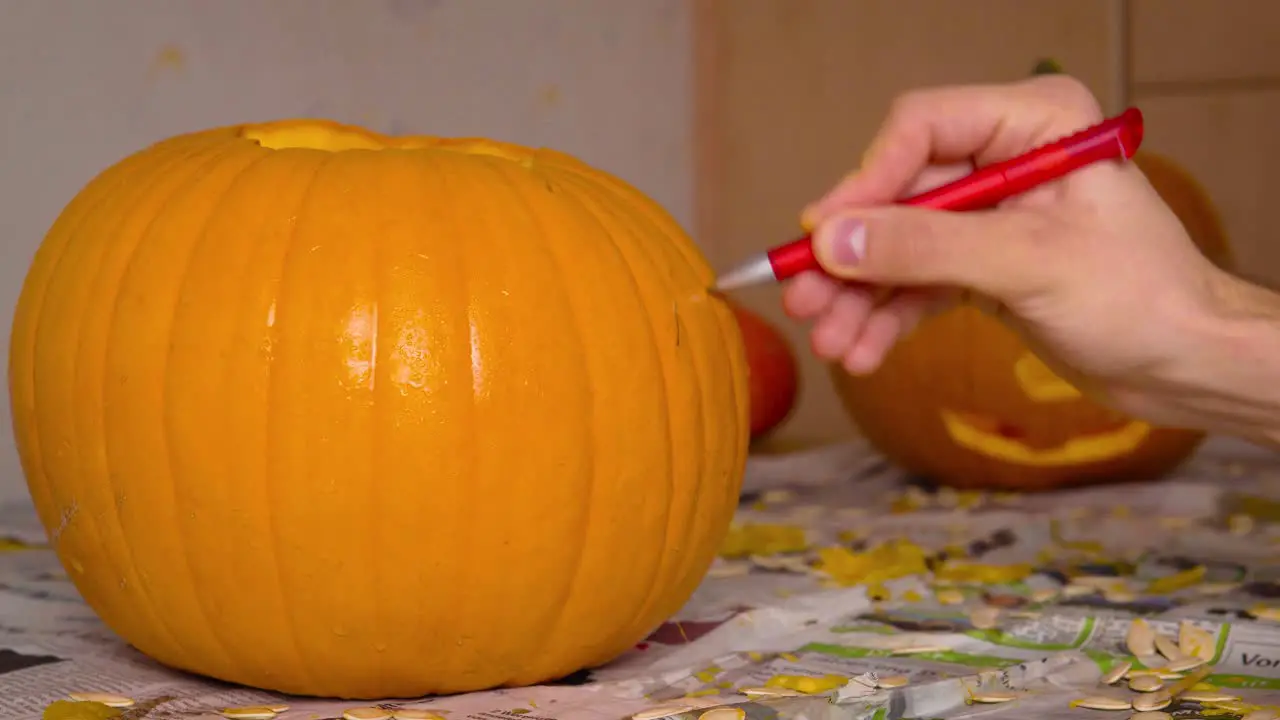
[1130,0,1280,289]
[0,0,696,506]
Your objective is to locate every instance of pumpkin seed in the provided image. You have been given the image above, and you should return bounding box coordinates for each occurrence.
[1132,691,1171,712]
[392,711,446,720]
[1071,696,1132,710]
[697,708,746,720]
[67,693,135,708]
[969,606,1001,630]
[761,489,794,504]
[1129,712,1172,720]
[219,708,281,720]
[1180,691,1240,703]
[1071,575,1117,588]
[1228,513,1255,535]
[1195,582,1240,595]
[969,692,1018,703]
[1125,669,1184,682]
[992,491,1021,505]
[1243,710,1280,720]
[749,555,809,573]
[1126,619,1156,657]
[850,673,878,688]
[1031,587,1060,603]
[1063,584,1099,598]
[632,706,694,720]
[739,687,801,698]
[1178,621,1217,663]
[1104,587,1138,603]
[1154,634,1184,662]
[1128,675,1163,693]
[1189,682,1218,691]
[1101,661,1132,685]
[267,707,290,714]
[1163,655,1205,672]
[890,644,952,655]
[875,675,909,689]
[344,709,392,720]
[1252,604,1280,622]
[680,697,726,710]
[707,562,751,578]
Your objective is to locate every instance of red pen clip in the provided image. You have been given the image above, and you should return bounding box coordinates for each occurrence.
[713,107,1144,291]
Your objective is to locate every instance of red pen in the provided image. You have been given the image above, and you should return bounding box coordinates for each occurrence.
[712,106,1145,291]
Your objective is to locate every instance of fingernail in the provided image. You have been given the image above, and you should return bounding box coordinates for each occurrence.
[799,205,820,231]
[820,216,866,268]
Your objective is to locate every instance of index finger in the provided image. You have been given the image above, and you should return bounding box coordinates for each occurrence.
[801,75,1105,227]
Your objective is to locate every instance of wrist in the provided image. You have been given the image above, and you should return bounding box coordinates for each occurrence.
[1171,270,1280,446]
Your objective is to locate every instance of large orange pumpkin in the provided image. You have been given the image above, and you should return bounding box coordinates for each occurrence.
[830,150,1232,492]
[729,303,799,440]
[8,119,750,698]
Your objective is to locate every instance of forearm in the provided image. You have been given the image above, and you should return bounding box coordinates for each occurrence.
[1168,271,1280,446]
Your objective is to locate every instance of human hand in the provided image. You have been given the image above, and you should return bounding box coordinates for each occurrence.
[783,74,1241,426]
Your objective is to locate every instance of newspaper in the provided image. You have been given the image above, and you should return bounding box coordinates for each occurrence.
[4,436,1280,720]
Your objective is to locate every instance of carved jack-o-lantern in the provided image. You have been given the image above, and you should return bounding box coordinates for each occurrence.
[830,152,1233,492]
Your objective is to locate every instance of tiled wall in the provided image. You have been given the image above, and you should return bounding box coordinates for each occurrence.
[1129,0,1280,288]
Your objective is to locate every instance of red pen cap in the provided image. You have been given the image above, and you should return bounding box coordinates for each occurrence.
[764,107,1145,283]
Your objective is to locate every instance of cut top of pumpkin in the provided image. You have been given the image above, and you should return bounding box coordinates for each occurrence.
[237,119,538,165]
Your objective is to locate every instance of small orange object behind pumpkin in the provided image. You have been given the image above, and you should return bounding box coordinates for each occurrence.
[829,151,1233,492]
[729,303,800,440]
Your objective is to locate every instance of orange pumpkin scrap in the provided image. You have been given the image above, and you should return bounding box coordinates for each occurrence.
[8,119,751,698]
[830,151,1232,492]
[729,303,799,439]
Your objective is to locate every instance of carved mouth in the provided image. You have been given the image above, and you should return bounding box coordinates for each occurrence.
[940,410,1151,467]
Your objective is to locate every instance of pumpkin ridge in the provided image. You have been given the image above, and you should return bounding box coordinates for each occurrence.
[523,165,682,675]
[548,167,734,664]
[578,181,729,612]
[16,140,198,659]
[255,151,340,692]
[367,162,390,691]
[87,142,248,666]
[12,139,177,539]
[598,177,748,638]
[483,160,602,684]
[160,150,282,679]
[623,222,748,599]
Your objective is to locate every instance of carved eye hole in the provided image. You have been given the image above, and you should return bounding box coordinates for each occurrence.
[1014,353,1081,403]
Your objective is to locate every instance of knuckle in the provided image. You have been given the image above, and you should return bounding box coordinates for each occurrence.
[1028,74,1105,125]
[865,212,934,276]
[886,88,929,119]
[881,89,936,139]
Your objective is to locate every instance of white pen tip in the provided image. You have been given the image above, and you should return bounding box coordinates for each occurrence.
[712,255,776,292]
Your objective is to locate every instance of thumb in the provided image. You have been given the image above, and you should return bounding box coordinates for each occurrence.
[811,207,1054,300]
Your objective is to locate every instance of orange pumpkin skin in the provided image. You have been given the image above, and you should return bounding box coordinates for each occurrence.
[730,304,799,439]
[830,151,1232,492]
[8,120,751,698]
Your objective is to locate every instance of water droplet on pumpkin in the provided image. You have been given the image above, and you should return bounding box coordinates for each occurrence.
[332,625,349,637]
